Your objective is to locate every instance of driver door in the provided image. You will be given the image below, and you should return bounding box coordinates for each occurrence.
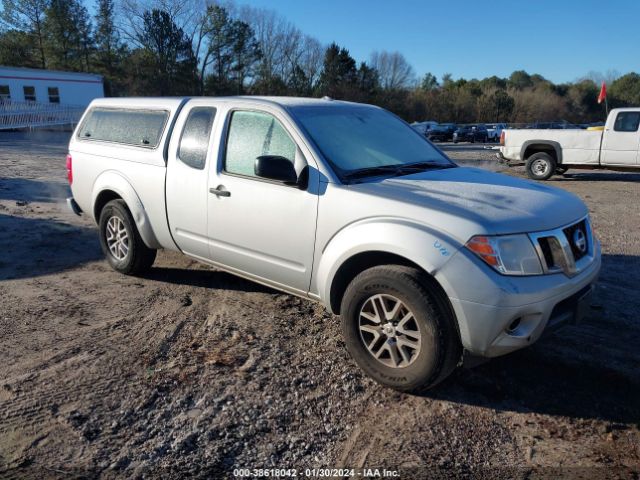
[601,111,640,165]
[206,108,319,295]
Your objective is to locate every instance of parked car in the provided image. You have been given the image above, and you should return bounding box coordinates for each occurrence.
[410,121,438,136]
[453,124,489,143]
[500,108,640,180]
[427,123,457,142]
[67,96,600,392]
[486,123,507,142]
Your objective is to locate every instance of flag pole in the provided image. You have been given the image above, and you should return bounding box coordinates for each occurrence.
[605,95,609,118]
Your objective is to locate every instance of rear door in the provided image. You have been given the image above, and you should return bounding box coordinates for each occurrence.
[206,106,319,295]
[601,111,640,165]
[166,101,218,261]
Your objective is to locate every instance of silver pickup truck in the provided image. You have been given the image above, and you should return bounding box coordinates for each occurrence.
[500,108,640,180]
[67,96,601,391]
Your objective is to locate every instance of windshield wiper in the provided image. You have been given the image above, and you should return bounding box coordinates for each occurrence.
[343,161,456,182]
[396,161,456,172]
[342,165,403,180]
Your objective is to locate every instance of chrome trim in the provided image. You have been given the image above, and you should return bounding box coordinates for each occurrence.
[528,216,594,278]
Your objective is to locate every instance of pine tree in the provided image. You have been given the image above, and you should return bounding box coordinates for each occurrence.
[317,43,357,99]
[0,0,49,67]
[44,0,92,71]
[94,0,126,94]
[138,9,197,95]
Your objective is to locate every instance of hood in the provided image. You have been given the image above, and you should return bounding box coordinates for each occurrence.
[350,167,587,235]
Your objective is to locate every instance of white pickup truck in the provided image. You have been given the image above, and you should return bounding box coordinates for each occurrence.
[500,108,640,180]
[67,96,600,392]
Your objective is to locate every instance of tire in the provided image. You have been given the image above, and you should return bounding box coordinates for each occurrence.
[98,199,157,275]
[525,152,556,181]
[340,265,461,392]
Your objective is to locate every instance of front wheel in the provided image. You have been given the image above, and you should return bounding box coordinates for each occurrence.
[525,152,556,181]
[340,265,461,392]
[98,199,157,275]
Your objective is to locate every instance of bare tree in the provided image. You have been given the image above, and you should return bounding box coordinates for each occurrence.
[238,5,324,93]
[370,50,415,90]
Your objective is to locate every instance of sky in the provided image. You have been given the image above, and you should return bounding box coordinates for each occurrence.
[240,0,639,84]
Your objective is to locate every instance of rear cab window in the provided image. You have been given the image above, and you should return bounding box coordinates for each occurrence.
[613,112,640,132]
[77,108,169,148]
[178,107,217,170]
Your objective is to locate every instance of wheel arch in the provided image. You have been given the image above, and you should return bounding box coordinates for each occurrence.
[521,140,563,164]
[91,171,161,249]
[316,219,462,316]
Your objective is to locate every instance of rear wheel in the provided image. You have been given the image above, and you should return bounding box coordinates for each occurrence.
[98,199,156,275]
[340,265,461,392]
[526,152,556,180]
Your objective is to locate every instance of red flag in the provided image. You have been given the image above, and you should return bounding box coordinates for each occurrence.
[597,82,607,104]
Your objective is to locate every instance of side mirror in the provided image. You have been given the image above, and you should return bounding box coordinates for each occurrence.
[255,155,298,185]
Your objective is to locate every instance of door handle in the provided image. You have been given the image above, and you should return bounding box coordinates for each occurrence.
[209,186,231,197]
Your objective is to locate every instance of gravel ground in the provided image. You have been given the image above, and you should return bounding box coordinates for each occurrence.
[0,133,639,479]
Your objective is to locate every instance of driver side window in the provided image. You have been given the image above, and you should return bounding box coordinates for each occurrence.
[225,110,296,177]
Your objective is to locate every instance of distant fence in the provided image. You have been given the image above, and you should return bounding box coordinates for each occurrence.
[0,100,86,130]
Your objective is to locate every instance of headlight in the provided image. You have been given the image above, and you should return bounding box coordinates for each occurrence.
[466,234,543,276]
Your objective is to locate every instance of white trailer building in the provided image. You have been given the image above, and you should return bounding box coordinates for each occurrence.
[0,66,104,107]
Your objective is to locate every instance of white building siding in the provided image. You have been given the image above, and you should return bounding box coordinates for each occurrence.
[0,66,104,106]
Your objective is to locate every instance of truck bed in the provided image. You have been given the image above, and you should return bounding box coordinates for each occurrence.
[502,129,603,165]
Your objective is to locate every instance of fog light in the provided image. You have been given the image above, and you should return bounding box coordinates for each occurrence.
[506,318,521,334]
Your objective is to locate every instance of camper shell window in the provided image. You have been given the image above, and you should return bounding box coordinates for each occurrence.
[77,108,169,148]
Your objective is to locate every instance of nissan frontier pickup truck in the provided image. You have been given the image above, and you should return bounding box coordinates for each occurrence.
[500,108,640,180]
[67,97,601,391]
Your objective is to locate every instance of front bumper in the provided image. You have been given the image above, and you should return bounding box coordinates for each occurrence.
[435,241,601,358]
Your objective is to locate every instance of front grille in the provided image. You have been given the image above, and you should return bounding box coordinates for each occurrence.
[563,220,588,261]
[529,217,594,277]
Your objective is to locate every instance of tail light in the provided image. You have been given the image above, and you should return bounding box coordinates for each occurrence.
[66,154,73,184]
[499,130,505,146]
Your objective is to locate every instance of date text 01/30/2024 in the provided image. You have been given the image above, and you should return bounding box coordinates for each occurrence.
[232,468,401,478]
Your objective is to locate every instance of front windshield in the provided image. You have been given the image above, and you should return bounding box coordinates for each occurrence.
[292,105,453,177]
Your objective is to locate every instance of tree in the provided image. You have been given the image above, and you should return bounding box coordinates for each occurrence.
[0,0,49,67]
[507,70,533,90]
[137,9,197,95]
[200,5,234,94]
[0,29,40,67]
[420,72,438,91]
[228,19,261,94]
[564,80,600,123]
[42,0,94,71]
[94,0,127,94]
[609,73,640,107]
[370,50,415,90]
[476,88,514,122]
[317,43,357,98]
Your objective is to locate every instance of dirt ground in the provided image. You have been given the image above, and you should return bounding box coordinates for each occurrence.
[0,132,639,479]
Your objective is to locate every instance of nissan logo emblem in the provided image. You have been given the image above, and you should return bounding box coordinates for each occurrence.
[573,229,587,253]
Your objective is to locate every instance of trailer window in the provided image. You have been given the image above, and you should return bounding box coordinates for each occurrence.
[23,86,36,102]
[178,107,216,169]
[77,108,169,148]
[48,87,60,103]
[614,112,640,132]
[0,85,9,100]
